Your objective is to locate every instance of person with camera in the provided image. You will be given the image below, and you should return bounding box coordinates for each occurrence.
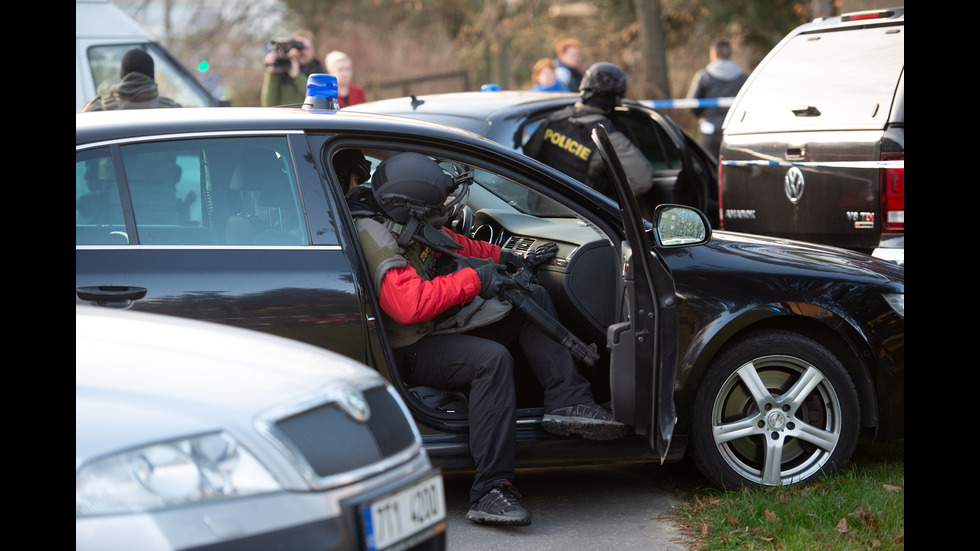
[260,30,325,107]
[350,152,625,527]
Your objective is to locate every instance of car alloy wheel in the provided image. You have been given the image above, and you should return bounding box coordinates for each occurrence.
[690,330,859,489]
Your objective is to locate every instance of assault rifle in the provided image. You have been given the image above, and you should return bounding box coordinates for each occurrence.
[402,216,600,367]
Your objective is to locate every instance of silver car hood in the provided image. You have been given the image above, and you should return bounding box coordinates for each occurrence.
[76,305,382,466]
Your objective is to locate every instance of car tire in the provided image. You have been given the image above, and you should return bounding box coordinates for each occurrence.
[690,330,859,489]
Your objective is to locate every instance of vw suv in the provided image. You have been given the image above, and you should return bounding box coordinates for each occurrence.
[718,7,904,265]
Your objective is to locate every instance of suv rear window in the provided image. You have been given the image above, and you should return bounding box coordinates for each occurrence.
[725,24,904,134]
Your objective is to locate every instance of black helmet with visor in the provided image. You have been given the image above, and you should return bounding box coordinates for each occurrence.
[372,152,471,228]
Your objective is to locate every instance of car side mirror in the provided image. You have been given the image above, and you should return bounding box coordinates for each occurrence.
[654,204,711,247]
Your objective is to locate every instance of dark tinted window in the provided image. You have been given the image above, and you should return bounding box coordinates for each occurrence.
[76,136,310,246]
[617,113,680,171]
[726,24,904,133]
[76,148,125,244]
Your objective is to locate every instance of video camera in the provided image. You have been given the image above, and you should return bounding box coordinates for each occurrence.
[268,38,305,75]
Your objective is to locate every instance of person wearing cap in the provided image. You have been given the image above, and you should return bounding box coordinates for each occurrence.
[78,48,181,112]
[260,30,325,107]
[525,61,654,201]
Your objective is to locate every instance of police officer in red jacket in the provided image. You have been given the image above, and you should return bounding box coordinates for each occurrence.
[350,152,624,527]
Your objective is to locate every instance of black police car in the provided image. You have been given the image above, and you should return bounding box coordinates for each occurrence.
[348,90,721,226]
[76,87,904,490]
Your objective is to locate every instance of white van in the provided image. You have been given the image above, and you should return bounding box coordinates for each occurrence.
[76,0,227,110]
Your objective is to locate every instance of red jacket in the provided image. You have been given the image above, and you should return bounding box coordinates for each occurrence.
[338,84,367,108]
[380,227,501,325]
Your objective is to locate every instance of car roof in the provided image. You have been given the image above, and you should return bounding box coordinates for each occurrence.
[75,106,490,145]
[346,91,582,135]
[348,90,578,119]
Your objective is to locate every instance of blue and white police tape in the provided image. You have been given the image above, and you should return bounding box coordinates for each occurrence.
[637,97,734,109]
[720,159,904,169]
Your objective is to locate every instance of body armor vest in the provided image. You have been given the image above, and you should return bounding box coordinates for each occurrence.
[528,107,613,194]
[354,215,511,348]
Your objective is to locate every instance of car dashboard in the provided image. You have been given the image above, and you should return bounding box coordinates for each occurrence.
[468,207,620,343]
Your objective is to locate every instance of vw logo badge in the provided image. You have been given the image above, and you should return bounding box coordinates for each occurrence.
[784,167,805,204]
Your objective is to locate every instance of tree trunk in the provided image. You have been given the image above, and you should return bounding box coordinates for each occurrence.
[633,0,669,100]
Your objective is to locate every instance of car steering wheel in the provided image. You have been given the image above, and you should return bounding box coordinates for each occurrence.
[451,205,474,237]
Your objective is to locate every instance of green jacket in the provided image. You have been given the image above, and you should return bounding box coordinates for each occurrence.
[78,73,181,112]
[260,71,308,107]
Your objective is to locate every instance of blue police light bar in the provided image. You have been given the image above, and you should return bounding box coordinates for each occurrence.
[637,97,735,110]
[303,74,339,110]
[481,84,501,92]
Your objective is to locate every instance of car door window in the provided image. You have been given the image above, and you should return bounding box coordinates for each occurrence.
[75,136,309,246]
[76,147,126,244]
[615,112,678,171]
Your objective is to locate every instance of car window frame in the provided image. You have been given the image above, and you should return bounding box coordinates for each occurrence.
[76,132,339,247]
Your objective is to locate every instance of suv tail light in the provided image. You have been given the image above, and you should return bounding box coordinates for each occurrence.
[841,9,897,22]
[881,151,904,233]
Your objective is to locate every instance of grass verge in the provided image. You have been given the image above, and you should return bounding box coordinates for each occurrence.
[676,438,904,550]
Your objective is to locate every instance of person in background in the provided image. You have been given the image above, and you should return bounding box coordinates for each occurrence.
[529,58,569,92]
[332,148,373,196]
[78,48,180,111]
[326,50,367,108]
[260,30,324,107]
[686,38,748,158]
[525,62,654,201]
[552,38,584,92]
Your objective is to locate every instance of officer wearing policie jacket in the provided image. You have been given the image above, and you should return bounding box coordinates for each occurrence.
[525,62,653,201]
[348,152,625,527]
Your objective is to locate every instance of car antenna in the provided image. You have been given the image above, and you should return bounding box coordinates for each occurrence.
[410,95,425,110]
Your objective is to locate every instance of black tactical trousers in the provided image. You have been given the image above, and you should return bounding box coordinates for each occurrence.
[395,284,594,504]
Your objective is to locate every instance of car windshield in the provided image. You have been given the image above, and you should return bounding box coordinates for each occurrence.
[86,43,217,108]
[470,168,576,217]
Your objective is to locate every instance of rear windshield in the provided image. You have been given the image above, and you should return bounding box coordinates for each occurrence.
[86,43,218,108]
[726,24,904,134]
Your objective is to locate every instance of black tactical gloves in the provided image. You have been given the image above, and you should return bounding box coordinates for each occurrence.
[500,242,559,272]
[473,262,518,299]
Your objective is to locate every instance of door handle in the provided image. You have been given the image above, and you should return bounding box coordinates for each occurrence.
[790,105,820,117]
[76,286,148,303]
[785,147,806,161]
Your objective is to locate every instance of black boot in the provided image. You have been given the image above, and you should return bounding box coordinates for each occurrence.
[465,480,531,526]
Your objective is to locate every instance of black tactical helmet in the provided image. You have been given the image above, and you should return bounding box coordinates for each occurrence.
[579,62,627,109]
[372,152,469,226]
[333,149,372,185]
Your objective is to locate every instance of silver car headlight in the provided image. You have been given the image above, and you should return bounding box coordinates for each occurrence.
[76,431,280,516]
[884,293,904,318]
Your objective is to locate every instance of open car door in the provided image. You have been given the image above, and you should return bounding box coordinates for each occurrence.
[593,124,678,463]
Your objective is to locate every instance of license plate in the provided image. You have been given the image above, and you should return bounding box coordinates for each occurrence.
[362,473,446,551]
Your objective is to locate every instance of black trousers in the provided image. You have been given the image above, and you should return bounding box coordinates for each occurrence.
[396,285,594,504]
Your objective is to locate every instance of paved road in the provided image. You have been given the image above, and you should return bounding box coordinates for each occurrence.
[440,460,703,550]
